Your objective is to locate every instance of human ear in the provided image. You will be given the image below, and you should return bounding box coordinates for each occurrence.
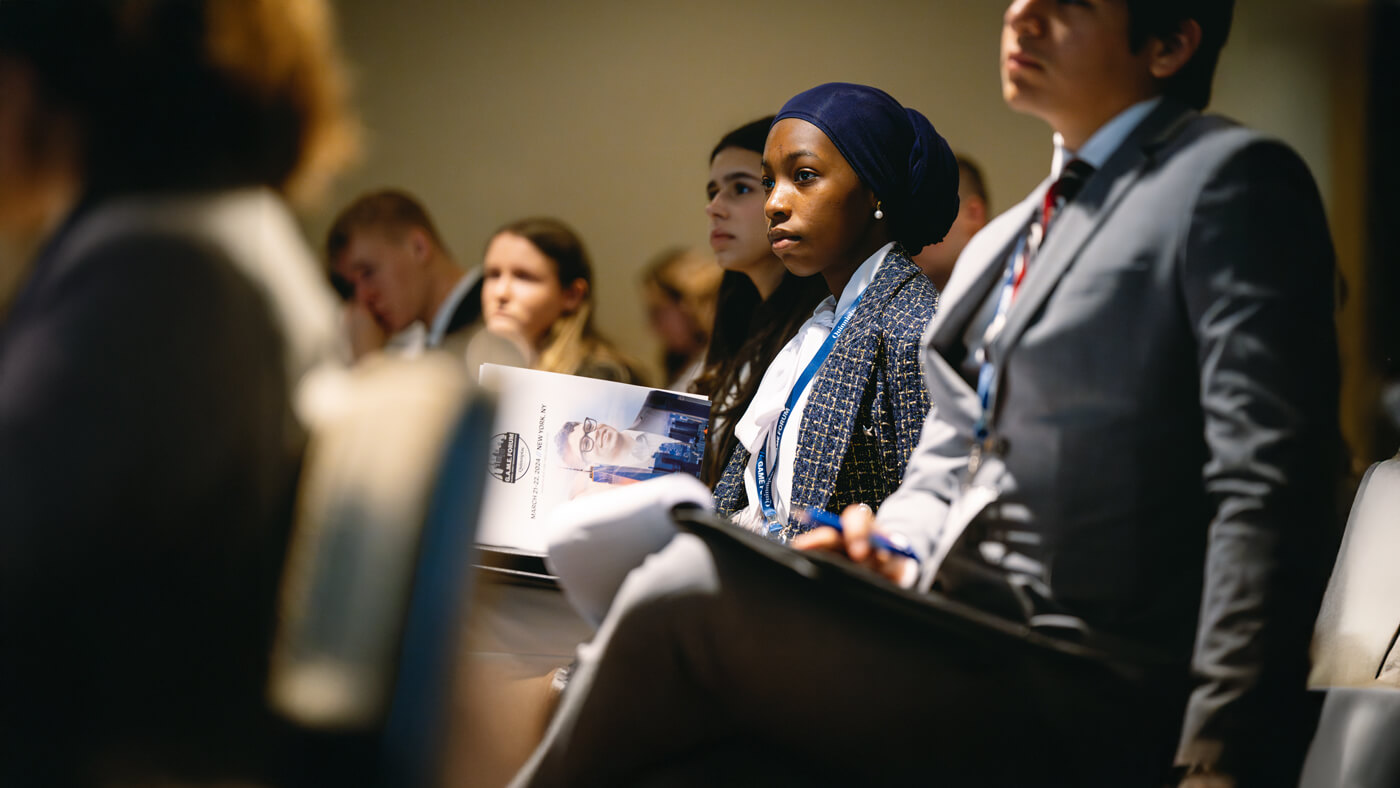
[965,195,987,226]
[1148,18,1203,82]
[561,278,588,313]
[406,227,430,264]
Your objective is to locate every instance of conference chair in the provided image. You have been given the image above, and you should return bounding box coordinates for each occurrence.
[266,353,494,788]
[1301,452,1400,787]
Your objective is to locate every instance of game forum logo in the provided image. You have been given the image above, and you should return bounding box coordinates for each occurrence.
[488,432,531,483]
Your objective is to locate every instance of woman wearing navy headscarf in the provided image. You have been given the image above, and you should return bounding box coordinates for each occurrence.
[513,87,961,786]
[545,84,958,627]
[713,82,959,540]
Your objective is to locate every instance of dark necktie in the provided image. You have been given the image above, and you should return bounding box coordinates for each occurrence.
[1010,158,1095,300]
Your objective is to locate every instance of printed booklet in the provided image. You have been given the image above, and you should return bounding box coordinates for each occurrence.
[476,364,710,554]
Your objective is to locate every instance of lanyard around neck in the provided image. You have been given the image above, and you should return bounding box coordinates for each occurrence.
[755,289,866,538]
[973,160,1092,446]
[972,235,1025,444]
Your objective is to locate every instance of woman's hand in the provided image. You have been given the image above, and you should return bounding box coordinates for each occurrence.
[792,503,918,586]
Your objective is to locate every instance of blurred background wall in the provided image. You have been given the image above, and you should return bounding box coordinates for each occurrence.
[314,0,1381,465]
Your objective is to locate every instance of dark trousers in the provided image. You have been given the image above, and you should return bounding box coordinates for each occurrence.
[510,522,1188,787]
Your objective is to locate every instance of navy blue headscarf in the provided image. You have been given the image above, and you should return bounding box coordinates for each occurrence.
[774,82,959,255]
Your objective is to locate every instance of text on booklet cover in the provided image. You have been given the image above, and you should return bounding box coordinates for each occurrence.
[476,364,710,553]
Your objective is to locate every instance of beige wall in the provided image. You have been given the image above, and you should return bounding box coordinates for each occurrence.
[315,0,1370,450]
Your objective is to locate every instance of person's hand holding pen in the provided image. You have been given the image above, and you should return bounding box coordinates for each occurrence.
[791,504,920,587]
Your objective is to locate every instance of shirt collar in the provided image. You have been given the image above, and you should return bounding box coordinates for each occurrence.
[426,268,478,347]
[732,240,893,451]
[1050,96,1162,178]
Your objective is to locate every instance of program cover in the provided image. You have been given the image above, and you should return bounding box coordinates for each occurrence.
[476,364,709,554]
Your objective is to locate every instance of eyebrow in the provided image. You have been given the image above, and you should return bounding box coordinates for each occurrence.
[761,149,822,170]
[709,171,759,189]
[708,171,760,197]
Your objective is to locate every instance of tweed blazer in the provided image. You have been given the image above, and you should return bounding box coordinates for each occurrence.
[713,247,937,533]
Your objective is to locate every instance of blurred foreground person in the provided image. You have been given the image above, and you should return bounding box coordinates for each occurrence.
[0,0,357,783]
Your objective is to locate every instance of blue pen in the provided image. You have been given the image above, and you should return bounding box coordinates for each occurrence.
[791,506,921,563]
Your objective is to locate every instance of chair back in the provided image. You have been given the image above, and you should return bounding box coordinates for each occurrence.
[1310,456,1400,687]
[267,352,492,787]
[380,381,493,785]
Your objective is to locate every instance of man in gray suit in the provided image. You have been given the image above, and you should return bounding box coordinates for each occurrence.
[511,1,1339,785]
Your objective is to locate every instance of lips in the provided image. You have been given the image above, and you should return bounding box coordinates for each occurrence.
[485,309,521,329]
[709,229,735,247]
[369,306,391,329]
[1005,50,1043,72]
[768,227,801,252]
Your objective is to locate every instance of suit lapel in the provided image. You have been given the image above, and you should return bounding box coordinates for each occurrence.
[993,101,1196,359]
[927,186,1045,354]
[791,249,911,511]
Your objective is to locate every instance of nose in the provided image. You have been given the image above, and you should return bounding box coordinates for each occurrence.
[485,274,510,304]
[705,193,726,220]
[1004,0,1042,35]
[499,277,516,304]
[765,181,790,225]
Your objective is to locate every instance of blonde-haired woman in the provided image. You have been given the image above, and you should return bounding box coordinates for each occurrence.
[639,247,722,390]
[483,217,648,384]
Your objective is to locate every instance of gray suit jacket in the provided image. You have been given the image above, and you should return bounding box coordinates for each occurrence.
[878,100,1340,780]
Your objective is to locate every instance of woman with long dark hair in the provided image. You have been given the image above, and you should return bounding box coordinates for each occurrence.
[693,117,829,486]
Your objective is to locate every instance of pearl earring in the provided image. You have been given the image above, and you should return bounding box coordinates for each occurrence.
[874,201,884,220]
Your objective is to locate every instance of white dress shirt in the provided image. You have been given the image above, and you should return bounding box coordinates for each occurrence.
[425,267,481,348]
[958,97,1162,384]
[731,242,894,534]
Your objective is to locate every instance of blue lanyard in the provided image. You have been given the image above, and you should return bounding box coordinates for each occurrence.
[756,290,866,536]
[972,234,1027,443]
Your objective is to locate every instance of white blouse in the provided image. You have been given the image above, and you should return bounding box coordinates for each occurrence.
[731,242,893,535]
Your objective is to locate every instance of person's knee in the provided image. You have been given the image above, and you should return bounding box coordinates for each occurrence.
[609,533,720,622]
[564,533,722,699]
[581,532,753,694]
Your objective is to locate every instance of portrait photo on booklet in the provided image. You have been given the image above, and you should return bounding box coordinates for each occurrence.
[475,364,709,555]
